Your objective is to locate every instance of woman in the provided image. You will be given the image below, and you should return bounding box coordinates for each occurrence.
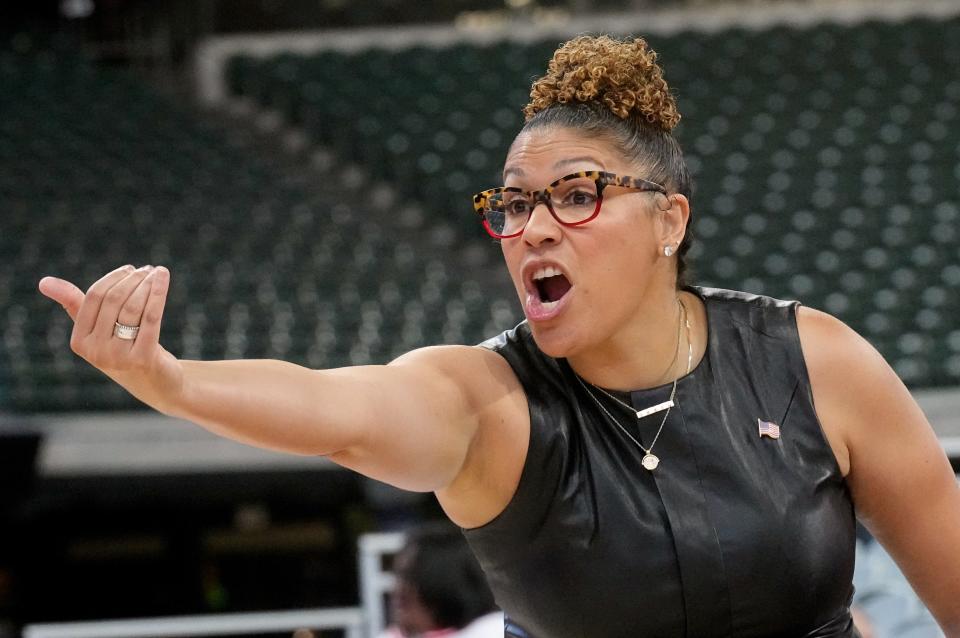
[38,36,960,636]
[379,522,501,638]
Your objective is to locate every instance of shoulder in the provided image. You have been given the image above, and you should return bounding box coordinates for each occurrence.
[794,305,887,383]
[794,305,891,409]
[794,305,904,476]
[395,341,531,529]
[476,321,570,399]
[794,303,910,412]
[691,286,805,357]
[694,285,797,318]
[390,342,522,400]
[389,343,527,447]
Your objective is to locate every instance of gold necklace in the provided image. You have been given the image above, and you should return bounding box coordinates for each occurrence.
[576,300,692,471]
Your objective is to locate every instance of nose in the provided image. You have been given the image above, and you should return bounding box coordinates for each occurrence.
[522,201,562,246]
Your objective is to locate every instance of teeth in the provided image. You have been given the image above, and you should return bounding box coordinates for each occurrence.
[533,265,562,281]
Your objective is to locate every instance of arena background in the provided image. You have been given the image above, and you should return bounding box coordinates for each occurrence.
[1,0,959,636]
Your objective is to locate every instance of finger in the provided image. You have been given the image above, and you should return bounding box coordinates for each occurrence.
[74,265,136,339]
[130,266,169,357]
[116,268,155,327]
[93,266,154,340]
[38,277,85,322]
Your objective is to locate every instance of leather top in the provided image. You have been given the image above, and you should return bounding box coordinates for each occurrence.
[464,287,857,638]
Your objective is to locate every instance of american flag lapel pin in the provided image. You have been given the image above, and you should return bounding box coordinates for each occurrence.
[758,418,781,439]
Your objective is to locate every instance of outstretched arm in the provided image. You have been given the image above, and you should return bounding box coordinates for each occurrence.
[798,306,960,636]
[38,264,519,494]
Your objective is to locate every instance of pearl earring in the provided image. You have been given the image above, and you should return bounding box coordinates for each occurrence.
[664,245,675,257]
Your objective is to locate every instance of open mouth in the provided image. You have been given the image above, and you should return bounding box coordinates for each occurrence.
[532,266,573,304]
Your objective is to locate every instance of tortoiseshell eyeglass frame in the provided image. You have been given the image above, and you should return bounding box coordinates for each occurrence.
[471,170,668,239]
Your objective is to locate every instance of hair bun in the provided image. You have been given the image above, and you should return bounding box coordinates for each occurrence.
[524,35,681,132]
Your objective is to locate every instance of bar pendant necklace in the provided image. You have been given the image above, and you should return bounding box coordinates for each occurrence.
[635,400,673,419]
[576,300,692,472]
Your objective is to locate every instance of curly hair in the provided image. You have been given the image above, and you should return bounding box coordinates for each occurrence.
[524,35,681,132]
[518,35,694,288]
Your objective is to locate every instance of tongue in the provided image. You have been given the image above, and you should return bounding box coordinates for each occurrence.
[541,274,572,302]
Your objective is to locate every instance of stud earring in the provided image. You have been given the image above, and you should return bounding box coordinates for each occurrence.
[664,245,675,257]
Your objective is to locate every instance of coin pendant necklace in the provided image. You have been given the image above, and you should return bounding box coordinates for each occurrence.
[576,299,693,472]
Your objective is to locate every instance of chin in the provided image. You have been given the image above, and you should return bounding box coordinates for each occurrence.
[525,320,584,359]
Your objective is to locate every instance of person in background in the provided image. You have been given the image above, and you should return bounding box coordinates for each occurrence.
[379,523,501,638]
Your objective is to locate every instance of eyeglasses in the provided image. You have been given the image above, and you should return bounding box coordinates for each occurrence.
[472,170,667,239]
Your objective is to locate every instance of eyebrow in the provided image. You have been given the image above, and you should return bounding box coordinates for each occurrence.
[554,156,605,172]
[503,155,606,181]
[502,166,524,179]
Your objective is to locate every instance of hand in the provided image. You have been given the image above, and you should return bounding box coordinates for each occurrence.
[38,264,184,413]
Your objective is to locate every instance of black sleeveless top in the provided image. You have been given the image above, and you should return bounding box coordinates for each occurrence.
[463,287,857,638]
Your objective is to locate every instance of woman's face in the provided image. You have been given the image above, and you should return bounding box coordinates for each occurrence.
[390,548,440,635]
[499,126,684,359]
[391,577,438,636]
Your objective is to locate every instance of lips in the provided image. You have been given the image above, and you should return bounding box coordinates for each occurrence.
[521,262,574,322]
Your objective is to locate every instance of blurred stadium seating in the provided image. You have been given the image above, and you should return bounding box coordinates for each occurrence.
[0,42,514,412]
[223,16,960,390]
[2,13,960,408]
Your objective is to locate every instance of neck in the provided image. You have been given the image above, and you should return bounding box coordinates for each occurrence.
[569,287,689,391]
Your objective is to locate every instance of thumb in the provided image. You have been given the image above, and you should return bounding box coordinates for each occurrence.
[38,276,84,322]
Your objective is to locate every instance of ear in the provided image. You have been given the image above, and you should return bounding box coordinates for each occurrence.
[656,193,690,250]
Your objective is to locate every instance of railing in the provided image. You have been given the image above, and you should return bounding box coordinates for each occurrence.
[22,607,365,638]
[22,529,953,638]
[357,532,405,638]
[21,531,409,638]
